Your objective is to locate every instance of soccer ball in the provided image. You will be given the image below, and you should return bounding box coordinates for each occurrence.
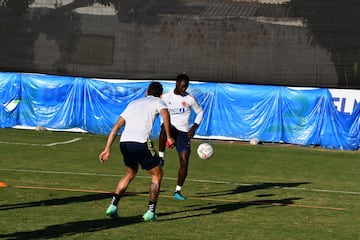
[197,143,213,160]
[249,138,259,145]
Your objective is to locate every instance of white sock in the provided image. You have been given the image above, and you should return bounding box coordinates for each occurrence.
[175,185,182,192]
[159,151,164,158]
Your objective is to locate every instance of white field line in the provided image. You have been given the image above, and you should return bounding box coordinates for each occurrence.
[1,168,360,196]
[44,138,82,146]
[0,138,82,147]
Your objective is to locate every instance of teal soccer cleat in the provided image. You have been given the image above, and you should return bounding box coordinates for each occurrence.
[106,204,120,218]
[143,210,157,222]
[173,192,186,201]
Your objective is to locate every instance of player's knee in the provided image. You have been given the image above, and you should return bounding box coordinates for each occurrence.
[179,159,188,168]
[127,172,136,180]
[152,175,162,185]
[151,167,163,181]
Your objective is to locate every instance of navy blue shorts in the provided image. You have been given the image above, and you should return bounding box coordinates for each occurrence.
[119,140,160,170]
[170,125,191,153]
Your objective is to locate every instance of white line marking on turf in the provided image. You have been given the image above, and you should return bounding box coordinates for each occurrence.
[44,138,82,146]
[1,168,360,196]
[0,138,82,147]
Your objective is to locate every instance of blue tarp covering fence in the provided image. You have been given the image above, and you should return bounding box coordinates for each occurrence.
[0,72,359,151]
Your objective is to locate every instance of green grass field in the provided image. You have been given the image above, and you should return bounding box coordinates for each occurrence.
[0,128,359,240]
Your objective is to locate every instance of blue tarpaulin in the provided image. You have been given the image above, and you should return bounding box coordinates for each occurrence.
[0,72,359,150]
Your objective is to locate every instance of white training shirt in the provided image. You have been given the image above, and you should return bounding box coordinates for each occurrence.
[120,96,168,143]
[162,91,204,132]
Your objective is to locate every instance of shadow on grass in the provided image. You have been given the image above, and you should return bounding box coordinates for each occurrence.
[0,184,307,237]
[196,181,310,197]
[0,193,111,210]
[0,217,141,240]
[158,197,302,221]
[157,182,308,221]
[0,192,150,239]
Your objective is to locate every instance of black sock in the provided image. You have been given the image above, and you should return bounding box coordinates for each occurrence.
[148,201,157,213]
[110,194,121,206]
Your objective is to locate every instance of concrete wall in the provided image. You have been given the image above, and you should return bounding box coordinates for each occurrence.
[1,0,342,87]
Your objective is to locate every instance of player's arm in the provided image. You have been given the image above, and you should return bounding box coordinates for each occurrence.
[188,98,204,138]
[160,108,175,147]
[188,123,199,138]
[99,116,125,163]
[159,124,167,152]
[159,93,171,152]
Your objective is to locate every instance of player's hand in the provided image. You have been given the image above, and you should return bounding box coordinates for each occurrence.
[188,125,197,138]
[166,138,175,149]
[99,150,110,163]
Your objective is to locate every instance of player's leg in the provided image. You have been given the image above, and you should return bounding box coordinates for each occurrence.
[177,150,190,186]
[143,165,163,221]
[173,131,190,200]
[173,150,190,200]
[106,165,138,218]
[115,166,138,195]
[148,165,163,202]
[138,139,164,221]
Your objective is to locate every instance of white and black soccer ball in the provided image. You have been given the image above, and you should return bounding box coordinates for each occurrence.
[249,138,260,145]
[197,143,214,160]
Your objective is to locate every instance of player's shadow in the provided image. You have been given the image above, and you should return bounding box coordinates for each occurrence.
[0,191,152,239]
[0,217,140,240]
[0,193,111,211]
[158,197,302,221]
[196,181,310,197]
[157,182,308,221]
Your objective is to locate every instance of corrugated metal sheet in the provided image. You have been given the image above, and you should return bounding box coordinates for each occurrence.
[181,0,292,18]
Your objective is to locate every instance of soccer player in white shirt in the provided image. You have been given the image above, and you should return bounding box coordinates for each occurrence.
[159,74,204,200]
[99,82,175,222]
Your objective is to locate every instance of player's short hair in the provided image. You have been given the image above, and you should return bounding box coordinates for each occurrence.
[176,73,189,83]
[147,82,163,97]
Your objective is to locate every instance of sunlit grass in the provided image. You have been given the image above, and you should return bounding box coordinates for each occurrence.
[1,128,359,240]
